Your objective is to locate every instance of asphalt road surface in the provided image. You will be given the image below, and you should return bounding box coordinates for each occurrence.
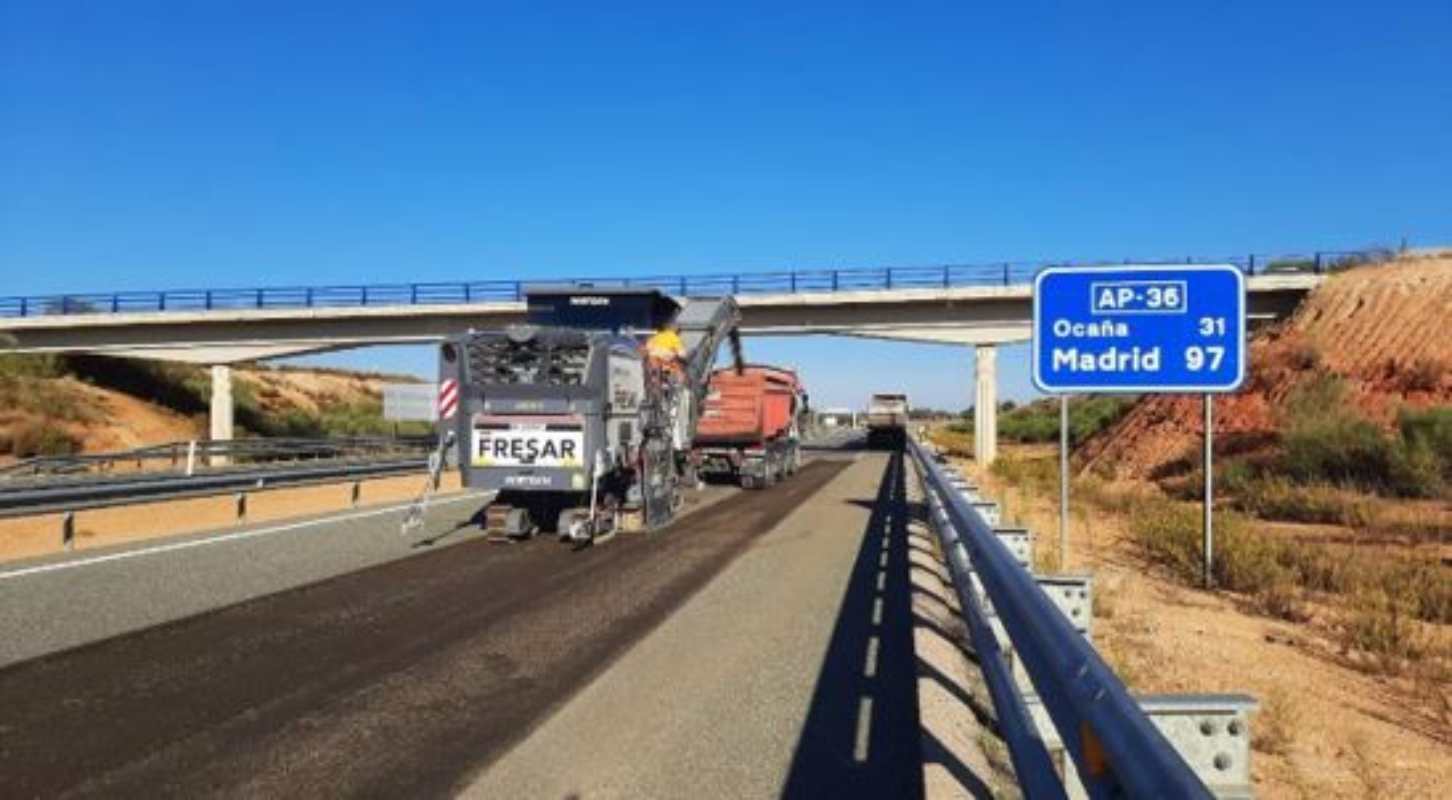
[0,457,865,798]
[465,449,924,799]
[0,490,495,667]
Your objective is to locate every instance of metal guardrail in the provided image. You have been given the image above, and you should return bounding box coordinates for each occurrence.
[0,456,430,517]
[0,249,1388,319]
[907,436,1217,799]
[0,436,434,480]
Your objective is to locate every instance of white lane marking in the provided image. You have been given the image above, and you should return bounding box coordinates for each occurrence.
[876,571,886,591]
[0,492,488,582]
[878,550,888,568]
[853,697,874,762]
[872,597,884,626]
[864,635,880,678]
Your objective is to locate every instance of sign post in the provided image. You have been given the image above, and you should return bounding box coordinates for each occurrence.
[1059,395,1069,569]
[1033,265,1246,586]
[1203,394,1214,588]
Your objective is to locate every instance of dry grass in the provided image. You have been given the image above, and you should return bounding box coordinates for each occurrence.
[928,426,974,458]
[1347,733,1386,795]
[997,450,1452,677]
[1339,589,1428,673]
[1092,579,1118,620]
[1253,686,1301,756]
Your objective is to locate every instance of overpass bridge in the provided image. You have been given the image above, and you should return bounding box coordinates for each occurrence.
[0,258,1330,464]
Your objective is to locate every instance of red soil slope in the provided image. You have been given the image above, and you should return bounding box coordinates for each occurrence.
[1077,254,1452,479]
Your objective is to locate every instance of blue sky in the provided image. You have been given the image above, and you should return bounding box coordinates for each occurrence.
[4,2,1450,408]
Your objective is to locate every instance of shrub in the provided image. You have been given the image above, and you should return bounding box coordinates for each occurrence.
[929,426,973,458]
[1341,589,1425,671]
[1402,358,1446,392]
[1284,342,1321,371]
[1237,478,1375,526]
[1399,407,1452,482]
[6,420,81,457]
[990,455,1058,496]
[0,353,64,379]
[1279,410,1443,498]
[1281,371,1347,420]
[1127,498,1283,593]
[997,395,1136,445]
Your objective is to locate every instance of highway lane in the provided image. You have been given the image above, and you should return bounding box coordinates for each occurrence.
[0,457,855,798]
[0,491,494,667]
[465,450,924,799]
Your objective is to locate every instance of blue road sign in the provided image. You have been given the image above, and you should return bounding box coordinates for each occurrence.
[1032,265,1246,393]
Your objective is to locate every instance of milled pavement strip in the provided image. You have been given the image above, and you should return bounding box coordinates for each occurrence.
[462,453,898,799]
[0,475,742,668]
[0,492,492,667]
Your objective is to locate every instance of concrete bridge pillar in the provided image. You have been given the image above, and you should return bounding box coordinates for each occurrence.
[210,365,234,463]
[974,345,998,465]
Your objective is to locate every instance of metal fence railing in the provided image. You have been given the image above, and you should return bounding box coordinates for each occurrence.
[0,436,435,481]
[908,436,1234,798]
[0,248,1392,319]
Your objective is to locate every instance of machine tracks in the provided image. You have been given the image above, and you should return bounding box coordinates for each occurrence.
[0,459,850,798]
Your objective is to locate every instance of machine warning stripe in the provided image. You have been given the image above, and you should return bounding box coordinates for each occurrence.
[438,379,459,418]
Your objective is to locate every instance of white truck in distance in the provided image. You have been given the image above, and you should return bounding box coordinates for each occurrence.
[865,392,909,448]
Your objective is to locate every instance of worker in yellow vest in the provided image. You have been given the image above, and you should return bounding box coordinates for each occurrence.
[645,320,686,368]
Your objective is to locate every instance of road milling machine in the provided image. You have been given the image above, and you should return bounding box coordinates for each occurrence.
[436,287,743,543]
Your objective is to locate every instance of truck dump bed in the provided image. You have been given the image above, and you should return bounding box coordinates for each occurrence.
[695,366,802,445]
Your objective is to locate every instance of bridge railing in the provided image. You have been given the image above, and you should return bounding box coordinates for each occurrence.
[907,436,1259,798]
[0,248,1389,319]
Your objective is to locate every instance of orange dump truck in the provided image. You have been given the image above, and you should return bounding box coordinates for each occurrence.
[692,365,807,489]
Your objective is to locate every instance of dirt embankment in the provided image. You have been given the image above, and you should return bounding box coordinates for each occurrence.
[1078,254,1452,479]
[0,360,424,459]
[235,366,414,418]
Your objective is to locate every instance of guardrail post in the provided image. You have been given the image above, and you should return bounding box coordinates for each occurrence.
[790,272,797,292]
[885,268,893,290]
[942,265,950,288]
[514,281,523,301]
[410,284,418,304]
[185,440,197,476]
[1313,252,1323,273]
[732,275,740,294]
[1003,263,1011,285]
[305,287,314,307]
[18,297,26,316]
[205,290,214,309]
[112,295,121,312]
[679,276,688,295]
[831,271,838,291]
[360,286,369,306]
[62,512,76,551]
[1246,254,1255,275]
[235,491,247,523]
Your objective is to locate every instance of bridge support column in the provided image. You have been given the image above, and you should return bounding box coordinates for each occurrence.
[210,365,234,464]
[974,345,998,465]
